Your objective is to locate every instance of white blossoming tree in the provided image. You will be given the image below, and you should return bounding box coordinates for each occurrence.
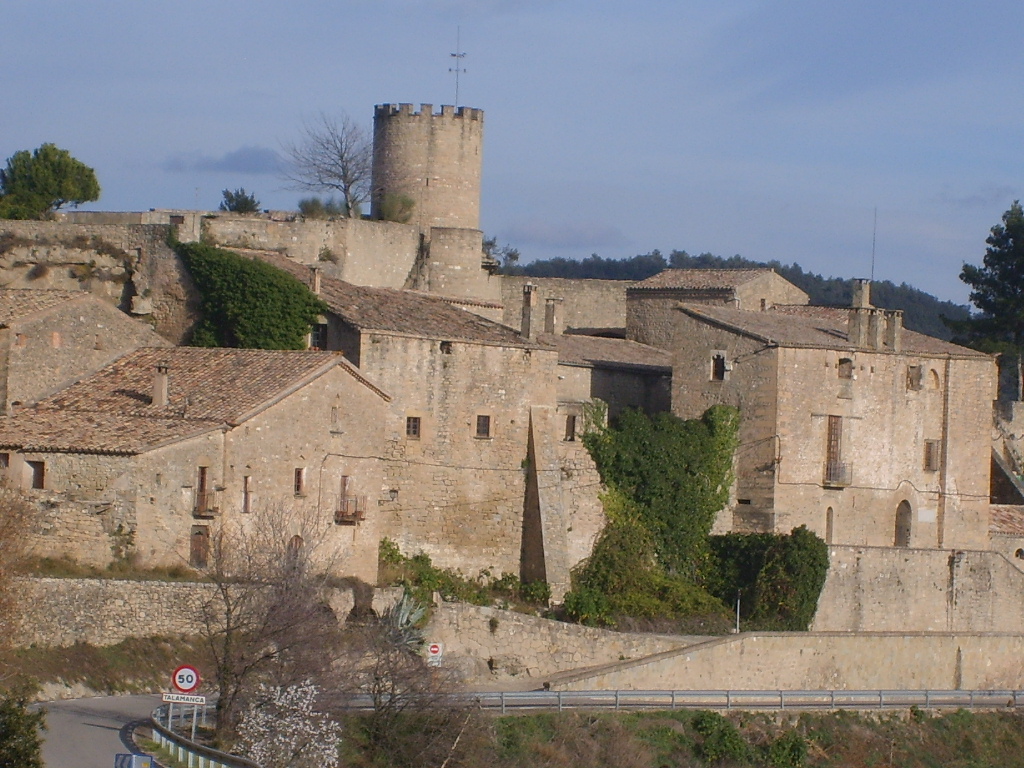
[236,680,341,768]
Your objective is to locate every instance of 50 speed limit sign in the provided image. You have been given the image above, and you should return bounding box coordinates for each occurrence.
[172,665,201,694]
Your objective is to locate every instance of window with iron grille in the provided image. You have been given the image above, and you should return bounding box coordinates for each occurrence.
[294,467,306,496]
[476,414,491,438]
[406,416,421,439]
[924,440,942,472]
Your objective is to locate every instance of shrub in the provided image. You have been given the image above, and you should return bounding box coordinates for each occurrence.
[692,710,750,764]
[768,729,808,768]
[0,685,46,768]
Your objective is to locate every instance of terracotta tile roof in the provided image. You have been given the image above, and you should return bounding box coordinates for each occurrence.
[991,505,1024,536]
[0,289,84,325]
[245,250,537,348]
[680,304,991,358]
[543,333,672,371]
[0,347,385,454]
[631,269,774,291]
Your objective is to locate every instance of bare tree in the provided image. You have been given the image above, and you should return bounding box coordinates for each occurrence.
[195,506,343,740]
[331,592,481,767]
[282,112,372,218]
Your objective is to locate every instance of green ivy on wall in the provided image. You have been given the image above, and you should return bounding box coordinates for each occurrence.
[582,405,740,577]
[175,242,328,349]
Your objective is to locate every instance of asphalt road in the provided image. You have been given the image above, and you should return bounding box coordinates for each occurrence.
[41,694,161,768]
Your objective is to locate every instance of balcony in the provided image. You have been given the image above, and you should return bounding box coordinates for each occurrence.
[193,490,220,518]
[335,495,367,525]
[823,461,853,488]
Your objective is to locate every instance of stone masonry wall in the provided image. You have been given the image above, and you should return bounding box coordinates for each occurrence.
[546,632,1024,691]
[812,545,1024,633]
[503,277,631,332]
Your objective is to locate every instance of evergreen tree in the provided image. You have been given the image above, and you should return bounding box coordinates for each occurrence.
[951,201,1024,397]
[0,143,100,219]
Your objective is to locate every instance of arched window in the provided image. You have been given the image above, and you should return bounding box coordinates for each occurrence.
[895,501,912,547]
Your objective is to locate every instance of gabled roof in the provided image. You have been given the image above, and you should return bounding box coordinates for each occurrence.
[0,289,86,325]
[630,269,776,292]
[544,333,672,372]
[679,304,990,358]
[247,250,539,349]
[0,347,388,455]
[991,505,1024,536]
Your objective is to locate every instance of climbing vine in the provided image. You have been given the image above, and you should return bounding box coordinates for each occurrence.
[175,242,327,349]
[582,404,740,577]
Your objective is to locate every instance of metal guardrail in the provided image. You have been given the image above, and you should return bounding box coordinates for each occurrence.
[453,689,1024,714]
[150,704,259,768]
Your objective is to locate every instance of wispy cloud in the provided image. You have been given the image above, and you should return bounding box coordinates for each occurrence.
[935,185,1019,211]
[163,146,282,175]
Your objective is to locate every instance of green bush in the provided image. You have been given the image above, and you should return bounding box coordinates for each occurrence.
[0,685,46,768]
[691,710,750,764]
[767,729,807,768]
[563,492,728,626]
[175,241,327,349]
[706,526,829,631]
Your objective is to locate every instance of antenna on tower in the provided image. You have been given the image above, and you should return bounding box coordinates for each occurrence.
[870,206,877,282]
[449,26,467,106]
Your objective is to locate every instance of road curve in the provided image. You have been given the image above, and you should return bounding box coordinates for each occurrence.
[41,694,161,768]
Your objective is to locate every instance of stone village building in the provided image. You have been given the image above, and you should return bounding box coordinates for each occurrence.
[0,99,1013,602]
[625,276,996,550]
[0,347,390,582]
[0,288,170,412]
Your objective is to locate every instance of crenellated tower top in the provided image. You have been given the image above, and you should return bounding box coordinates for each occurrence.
[371,103,484,231]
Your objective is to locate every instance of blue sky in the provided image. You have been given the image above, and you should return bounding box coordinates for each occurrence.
[4,0,1023,304]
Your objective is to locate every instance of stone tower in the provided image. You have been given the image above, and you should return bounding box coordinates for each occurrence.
[371,103,484,231]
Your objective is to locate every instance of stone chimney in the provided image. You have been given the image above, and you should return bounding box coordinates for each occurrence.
[848,279,902,351]
[521,283,537,340]
[311,267,322,295]
[852,278,871,308]
[884,310,903,352]
[544,297,563,335]
[153,363,169,407]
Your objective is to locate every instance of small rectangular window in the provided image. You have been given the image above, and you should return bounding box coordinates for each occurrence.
[475,414,491,439]
[242,475,252,513]
[440,341,453,354]
[924,440,942,472]
[310,323,328,350]
[907,365,924,391]
[28,460,45,490]
[564,414,577,442]
[0,453,9,470]
[294,467,306,496]
[406,416,421,439]
[711,352,728,381]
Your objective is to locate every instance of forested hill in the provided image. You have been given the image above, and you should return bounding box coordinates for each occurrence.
[505,250,971,341]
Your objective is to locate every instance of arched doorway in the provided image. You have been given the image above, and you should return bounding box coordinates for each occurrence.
[895,501,912,547]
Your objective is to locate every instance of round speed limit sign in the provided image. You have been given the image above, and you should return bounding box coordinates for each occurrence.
[172,664,201,694]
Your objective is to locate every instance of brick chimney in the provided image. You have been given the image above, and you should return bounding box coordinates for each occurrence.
[521,283,537,340]
[311,267,322,295]
[153,363,169,407]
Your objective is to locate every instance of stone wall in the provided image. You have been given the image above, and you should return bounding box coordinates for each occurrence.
[812,545,1024,633]
[427,600,692,685]
[503,277,631,332]
[0,220,198,342]
[546,632,1024,691]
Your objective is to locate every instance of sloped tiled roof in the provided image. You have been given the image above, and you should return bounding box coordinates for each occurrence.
[630,269,774,291]
[0,347,385,454]
[246,250,537,349]
[543,333,672,372]
[0,289,84,325]
[991,505,1024,536]
[680,304,990,358]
